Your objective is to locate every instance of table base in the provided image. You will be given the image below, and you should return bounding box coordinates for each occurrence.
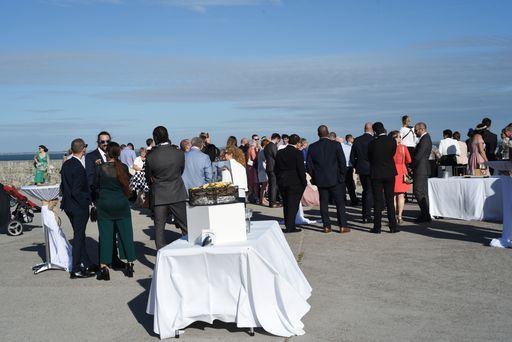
[32,262,67,274]
[174,327,255,338]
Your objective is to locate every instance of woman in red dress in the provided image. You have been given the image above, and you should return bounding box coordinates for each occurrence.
[389,130,411,224]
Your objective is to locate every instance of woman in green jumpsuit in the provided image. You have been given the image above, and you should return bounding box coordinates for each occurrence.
[34,145,49,184]
[95,142,135,280]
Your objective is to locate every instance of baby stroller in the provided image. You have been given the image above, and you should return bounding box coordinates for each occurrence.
[0,184,41,236]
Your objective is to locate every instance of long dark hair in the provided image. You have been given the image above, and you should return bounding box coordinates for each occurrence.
[106,142,131,197]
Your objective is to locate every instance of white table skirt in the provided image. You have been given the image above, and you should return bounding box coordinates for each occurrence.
[147,220,312,339]
[490,176,512,248]
[428,177,503,222]
[21,185,72,271]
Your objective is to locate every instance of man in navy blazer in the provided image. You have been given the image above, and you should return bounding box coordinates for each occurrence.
[350,122,374,223]
[182,137,213,191]
[307,125,350,233]
[60,139,96,278]
[368,122,398,234]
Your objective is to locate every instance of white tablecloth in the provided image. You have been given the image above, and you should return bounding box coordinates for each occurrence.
[21,184,72,271]
[490,176,512,248]
[147,220,312,339]
[428,177,503,221]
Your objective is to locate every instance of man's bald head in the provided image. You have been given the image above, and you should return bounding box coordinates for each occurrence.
[317,125,329,138]
[364,122,373,133]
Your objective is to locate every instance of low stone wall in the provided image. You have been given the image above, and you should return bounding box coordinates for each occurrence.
[0,160,63,188]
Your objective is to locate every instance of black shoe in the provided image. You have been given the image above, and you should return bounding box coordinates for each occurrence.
[84,264,99,276]
[414,216,432,223]
[70,270,94,279]
[270,203,283,208]
[370,228,381,234]
[97,267,110,281]
[111,259,126,270]
[389,227,400,233]
[124,263,134,278]
[285,228,302,233]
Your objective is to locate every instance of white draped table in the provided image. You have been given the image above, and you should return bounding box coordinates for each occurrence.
[147,220,312,339]
[21,184,72,273]
[428,177,503,221]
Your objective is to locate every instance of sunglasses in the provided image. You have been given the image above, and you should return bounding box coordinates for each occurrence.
[254,138,260,140]
[99,140,110,145]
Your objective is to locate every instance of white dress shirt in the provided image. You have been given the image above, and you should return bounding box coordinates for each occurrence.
[439,137,461,156]
[400,126,417,147]
[341,142,352,167]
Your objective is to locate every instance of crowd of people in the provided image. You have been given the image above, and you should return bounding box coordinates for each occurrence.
[52,116,510,279]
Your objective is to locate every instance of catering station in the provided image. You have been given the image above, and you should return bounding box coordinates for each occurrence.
[146,181,312,339]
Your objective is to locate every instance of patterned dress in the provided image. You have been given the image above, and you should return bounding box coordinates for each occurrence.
[34,153,48,184]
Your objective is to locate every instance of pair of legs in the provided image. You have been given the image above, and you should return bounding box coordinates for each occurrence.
[318,183,348,229]
[394,192,406,222]
[280,185,305,232]
[413,173,431,221]
[98,216,135,267]
[345,167,358,205]
[371,177,397,232]
[359,174,373,221]
[65,209,92,273]
[153,202,188,250]
[259,181,269,206]
[266,171,279,205]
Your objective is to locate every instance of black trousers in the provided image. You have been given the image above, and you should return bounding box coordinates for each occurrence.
[153,201,188,250]
[266,171,278,204]
[65,209,92,272]
[359,174,373,220]
[318,183,348,228]
[413,173,431,219]
[371,177,397,231]
[345,167,357,204]
[280,185,305,232]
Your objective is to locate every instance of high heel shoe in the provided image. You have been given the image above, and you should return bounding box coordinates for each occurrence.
[397,217,403,224]
[124,262,134,278]
[97,266,110,281]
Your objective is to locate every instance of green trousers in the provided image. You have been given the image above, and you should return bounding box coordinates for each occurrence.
[98,216,135,264]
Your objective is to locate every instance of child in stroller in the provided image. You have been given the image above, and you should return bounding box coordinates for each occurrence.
[0,184,41,236]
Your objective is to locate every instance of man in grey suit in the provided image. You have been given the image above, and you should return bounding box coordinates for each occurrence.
[182,137,213,191]
[412,122,432,223]
[145,126,188,250]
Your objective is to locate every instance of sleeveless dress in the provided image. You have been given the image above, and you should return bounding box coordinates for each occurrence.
[34,153,48,184]
[469,134,486,174]
[393,144,412,193]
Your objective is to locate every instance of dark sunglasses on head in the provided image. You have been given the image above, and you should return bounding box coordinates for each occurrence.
[99,140,110,144]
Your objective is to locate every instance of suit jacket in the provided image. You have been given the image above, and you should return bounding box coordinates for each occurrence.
[306,138,347,188]
[368,134,398,179]
[413,133,432,176]
[263,142,278,173]
[85,148,104,200]
[482,130,498,161]
[182,147,213,191]
[145,144,187,206]
[60,157,91,213]
[350,133,374,175]
[275,145,307,189]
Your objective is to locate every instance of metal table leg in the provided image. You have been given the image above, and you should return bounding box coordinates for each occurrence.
[32,223,66,274]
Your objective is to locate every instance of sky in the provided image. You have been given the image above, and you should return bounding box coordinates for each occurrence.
[0,0,511,153]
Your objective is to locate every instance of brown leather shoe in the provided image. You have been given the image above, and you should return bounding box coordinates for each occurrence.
[339,227,351,233]
[323,227,332,233]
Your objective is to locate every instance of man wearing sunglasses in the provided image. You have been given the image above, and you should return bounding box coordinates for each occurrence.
[85,131,126,270]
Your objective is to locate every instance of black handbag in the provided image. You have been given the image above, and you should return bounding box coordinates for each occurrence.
[90,206,97,222]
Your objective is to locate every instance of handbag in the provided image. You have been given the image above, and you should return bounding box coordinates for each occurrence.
[402,145,413,184]
[90,205,97,222]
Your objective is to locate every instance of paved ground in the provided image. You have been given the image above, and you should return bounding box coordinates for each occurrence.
[1,197,511,341]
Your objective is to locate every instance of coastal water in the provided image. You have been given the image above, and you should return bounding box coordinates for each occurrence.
[0,153,65,161]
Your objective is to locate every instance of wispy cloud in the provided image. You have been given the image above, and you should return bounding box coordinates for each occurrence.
[44,0,281,11]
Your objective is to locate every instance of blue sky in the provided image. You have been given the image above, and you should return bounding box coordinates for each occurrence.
[0,0,511,153]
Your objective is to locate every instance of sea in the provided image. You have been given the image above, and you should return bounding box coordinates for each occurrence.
[0,152,66,161]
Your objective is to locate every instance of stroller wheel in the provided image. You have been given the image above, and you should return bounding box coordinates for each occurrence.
[7,220,23,236]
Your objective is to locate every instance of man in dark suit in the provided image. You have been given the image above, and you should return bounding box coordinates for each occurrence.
[275,134,307,233]
[368,123,398,233]
[61,139,96,278]
[264,133,282,208]
[307,125,350,233]
[84,131,125,269]
[145,126,188,250]
[350,122,374,223]
[412,122,433,223]
[481,118,498,174]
